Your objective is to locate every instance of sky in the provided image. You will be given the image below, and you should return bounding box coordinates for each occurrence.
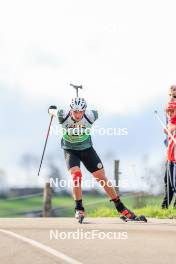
[0,0,176,192]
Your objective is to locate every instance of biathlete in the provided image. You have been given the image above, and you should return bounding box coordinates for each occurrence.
[161,85,176,208]
[48,96,147,223]
[162,100,176,208]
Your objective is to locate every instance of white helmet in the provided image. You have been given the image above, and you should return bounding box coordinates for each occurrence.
[70,97,87,111]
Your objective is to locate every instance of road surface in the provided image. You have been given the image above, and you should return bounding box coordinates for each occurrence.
[0,218,175,264]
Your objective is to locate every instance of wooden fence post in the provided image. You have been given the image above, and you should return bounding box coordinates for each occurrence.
[43,182,52,217]
[114,160,120,194]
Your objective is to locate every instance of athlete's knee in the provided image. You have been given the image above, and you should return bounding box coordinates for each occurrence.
[69,166,80,174]
[71,170,83,187]
[92,169,107,185]
[92,168,105,178]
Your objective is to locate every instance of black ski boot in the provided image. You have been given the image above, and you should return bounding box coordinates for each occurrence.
[111,197,147,223]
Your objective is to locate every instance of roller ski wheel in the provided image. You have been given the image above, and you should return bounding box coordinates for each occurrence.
[120,214,147,223]
[75,210,85,224]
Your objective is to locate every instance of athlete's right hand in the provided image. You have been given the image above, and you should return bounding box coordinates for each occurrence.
[48,105,57,116]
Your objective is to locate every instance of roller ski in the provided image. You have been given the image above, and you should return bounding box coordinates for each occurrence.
[110,197,147,223]
[75,209,85,224]
[120,212,147,223]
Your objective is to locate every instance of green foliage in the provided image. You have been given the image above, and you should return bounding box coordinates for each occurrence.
[87,206,176,219]
[0,194,175,218]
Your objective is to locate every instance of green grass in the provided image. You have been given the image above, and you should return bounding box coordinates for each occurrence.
[0,194,176,218]
[87,206,176,219]
[135,207,176,219]
[0,195,108,217]
[86,195,176,219]
[0,196,44,217]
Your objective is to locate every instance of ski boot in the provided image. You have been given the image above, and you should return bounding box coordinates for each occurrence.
[111,197,147,223]
[120,209,147,223]
[75,208,85,224]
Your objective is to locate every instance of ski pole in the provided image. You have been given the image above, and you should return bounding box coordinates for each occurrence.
[37,115,54,176]
[154,110,176,145]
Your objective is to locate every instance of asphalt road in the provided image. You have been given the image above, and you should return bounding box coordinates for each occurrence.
[0,218,175,264]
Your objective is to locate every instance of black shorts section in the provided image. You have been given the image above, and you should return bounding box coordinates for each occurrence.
[64,149,81,170]
[64,147,104,173]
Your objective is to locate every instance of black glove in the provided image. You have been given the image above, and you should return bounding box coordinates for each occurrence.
[48,105,57,113]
